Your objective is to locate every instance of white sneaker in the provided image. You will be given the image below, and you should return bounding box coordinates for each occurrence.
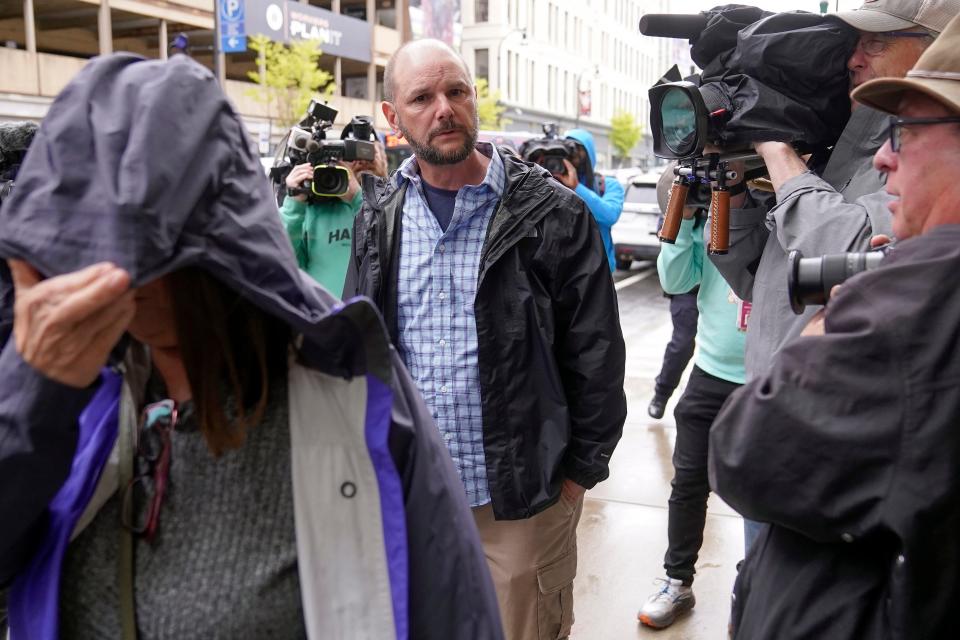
[637,577,695,629]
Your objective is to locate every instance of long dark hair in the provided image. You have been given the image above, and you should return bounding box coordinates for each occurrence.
[168,268,290,456]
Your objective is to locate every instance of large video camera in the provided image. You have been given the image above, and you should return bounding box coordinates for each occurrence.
[271,100,377,200]
[643,7,856,160]
[519,123,576,175]
[641,6,858,254]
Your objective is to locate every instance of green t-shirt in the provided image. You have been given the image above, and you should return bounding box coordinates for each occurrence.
[279,190,362,296]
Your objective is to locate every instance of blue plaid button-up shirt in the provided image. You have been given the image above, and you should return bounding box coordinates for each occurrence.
[395,144,505,507]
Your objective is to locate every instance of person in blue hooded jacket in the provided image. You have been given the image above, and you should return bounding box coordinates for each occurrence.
[0,54,502,640]
[557,129,625,272]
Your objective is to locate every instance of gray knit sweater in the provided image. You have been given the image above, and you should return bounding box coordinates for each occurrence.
[59,374,306,639]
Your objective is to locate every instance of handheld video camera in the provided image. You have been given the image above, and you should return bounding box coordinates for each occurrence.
[519,123,576,175]
[641,7,857,254]
[272,100,377,200]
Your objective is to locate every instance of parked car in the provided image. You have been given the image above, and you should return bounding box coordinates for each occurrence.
[260,156,275,176]
[610,172,663,270]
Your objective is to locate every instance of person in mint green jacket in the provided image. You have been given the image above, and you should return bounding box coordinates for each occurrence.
[637,199,751,630]
[280,142,387,295]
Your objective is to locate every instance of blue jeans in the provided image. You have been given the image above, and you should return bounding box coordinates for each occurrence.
[654,291,698,399]
[743,519,765,555]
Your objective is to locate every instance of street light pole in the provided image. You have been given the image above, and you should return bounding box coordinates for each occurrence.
[213,0,224,84]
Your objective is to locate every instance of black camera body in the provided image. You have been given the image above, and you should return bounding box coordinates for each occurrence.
[273,101,377,200]
[519,123,577,176]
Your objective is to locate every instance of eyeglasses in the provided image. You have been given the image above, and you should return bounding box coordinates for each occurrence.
[122,399,178,542]
[887,116,960,152]
[857,31,931,56]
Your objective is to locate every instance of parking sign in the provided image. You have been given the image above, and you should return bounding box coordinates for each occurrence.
[218,0,247,53]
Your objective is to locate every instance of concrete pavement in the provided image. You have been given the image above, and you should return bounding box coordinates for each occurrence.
[570,263,744,639]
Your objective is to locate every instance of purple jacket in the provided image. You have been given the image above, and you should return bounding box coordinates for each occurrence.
[0,53,502,640]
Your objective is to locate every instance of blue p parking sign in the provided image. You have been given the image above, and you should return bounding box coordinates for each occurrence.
[218,0,247,53]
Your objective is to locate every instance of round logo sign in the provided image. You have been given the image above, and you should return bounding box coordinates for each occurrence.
[266,4,284,31]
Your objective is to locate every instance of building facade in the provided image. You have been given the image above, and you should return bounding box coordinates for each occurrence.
[460,0,673,169]
[0,0,408,147]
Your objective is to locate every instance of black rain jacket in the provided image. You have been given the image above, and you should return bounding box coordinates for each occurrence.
[710,224,960,639]
[344,150,627,520]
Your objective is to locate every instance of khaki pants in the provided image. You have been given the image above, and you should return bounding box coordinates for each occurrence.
[472,494,583,640]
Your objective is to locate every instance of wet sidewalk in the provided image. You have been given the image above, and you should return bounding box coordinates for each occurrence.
[570,268,743,639]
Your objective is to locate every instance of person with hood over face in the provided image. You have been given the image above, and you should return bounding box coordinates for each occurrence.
[0,54,502,640]
[557,129,625,273]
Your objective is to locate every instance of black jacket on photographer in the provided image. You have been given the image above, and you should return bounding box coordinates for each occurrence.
[343,146,627,520]
[710,224,960,639]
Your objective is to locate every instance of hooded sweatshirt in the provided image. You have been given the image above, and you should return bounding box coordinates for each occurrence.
[280,189,362,295]
[565,129,624,272]
[0,54,502,640]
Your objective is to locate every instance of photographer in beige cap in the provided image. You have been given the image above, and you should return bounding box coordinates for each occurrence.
[854,12,960,240]
[709,14,960,639]
[838,0,957,86]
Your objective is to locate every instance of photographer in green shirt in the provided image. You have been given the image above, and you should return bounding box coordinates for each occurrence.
[280,139,387,296]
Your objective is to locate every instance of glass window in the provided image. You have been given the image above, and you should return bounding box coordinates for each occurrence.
[548,65,555,109]
[476,0,489,23]
[476,48,489,82]
[624,184,659,204]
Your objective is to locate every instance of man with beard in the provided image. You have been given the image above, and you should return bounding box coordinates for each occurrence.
[344,39,626,640]
[280,123,386,295]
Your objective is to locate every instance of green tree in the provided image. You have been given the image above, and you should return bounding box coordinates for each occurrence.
[246,35,336,129]
[609,110,643,166]
[476,78,509,130]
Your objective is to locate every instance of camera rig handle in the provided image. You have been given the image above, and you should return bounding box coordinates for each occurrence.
[708,156,731,255]
[658,171,689,244]
[659,156,741,247]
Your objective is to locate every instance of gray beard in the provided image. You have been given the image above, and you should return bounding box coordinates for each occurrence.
[398,115,480,166]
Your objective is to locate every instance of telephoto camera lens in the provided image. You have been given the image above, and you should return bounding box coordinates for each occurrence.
[787,249,887,314]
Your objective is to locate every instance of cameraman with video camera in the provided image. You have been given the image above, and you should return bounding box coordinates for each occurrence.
[557,129,625,273]
[710,15,960,637]
[519,126,624,272]
[280,116,386,295]
[709,0,958,382]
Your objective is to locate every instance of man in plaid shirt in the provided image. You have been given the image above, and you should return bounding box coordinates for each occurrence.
[345,39,626,640]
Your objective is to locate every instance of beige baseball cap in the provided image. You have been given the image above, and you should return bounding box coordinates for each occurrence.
[853,13,960,114]
[833,0,960,33]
